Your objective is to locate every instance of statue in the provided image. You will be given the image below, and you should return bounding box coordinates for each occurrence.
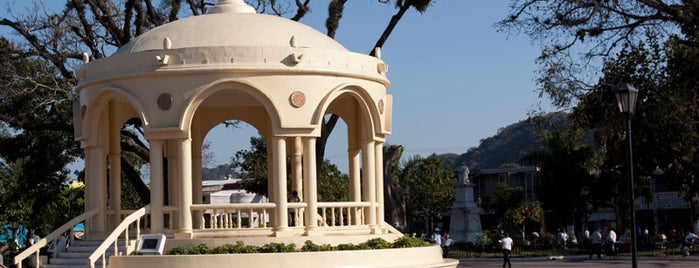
[450,165,482,243]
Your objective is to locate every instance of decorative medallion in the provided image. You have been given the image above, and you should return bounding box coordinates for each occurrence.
[290,91,306,108]
[378,99,384,115]
[157,93,173,110]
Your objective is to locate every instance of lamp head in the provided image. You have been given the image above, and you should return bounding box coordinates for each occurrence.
[613,83,639,115]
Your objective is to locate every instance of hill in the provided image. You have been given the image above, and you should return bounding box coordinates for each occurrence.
[442,112,570,171]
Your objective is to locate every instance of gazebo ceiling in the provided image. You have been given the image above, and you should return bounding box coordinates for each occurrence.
[115,0,347,55]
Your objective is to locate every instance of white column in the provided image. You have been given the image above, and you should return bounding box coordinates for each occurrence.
[272,136,289,234]
[108,153,121,228]
[108,104,121,229]
[303,137,318,234]
[266,137,276,226]
[167,140,179,229]
[292,137,303,197]
[375,141,385,229]
[348,148,361,202]
[362,140,377,232]
[149,140,164,233]
[83,147,95,236]
[191,140,203,229]
[175,138,193,238]
[86,146,106,238]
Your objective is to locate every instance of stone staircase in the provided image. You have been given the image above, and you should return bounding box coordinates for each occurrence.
[41,240,126,268]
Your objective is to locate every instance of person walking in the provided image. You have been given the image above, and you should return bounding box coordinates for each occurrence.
[499,232,513,268]
[589,228,602,259]
[606,228,617,256]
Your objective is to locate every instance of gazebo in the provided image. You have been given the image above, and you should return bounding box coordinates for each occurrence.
[14,1,459,267]
[74,0,394,242]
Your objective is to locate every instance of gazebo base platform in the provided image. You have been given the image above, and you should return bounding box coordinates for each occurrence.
[109,245,457,268]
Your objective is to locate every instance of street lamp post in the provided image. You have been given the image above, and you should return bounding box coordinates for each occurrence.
[613,83,639,268]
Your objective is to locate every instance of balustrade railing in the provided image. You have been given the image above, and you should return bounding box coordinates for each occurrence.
[317,202,370,227]
[88,206,149,268]
[190,203,276,230]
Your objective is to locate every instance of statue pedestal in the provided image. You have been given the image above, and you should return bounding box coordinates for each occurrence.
[449,167,482,243]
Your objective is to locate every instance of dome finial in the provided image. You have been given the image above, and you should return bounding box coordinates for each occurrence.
[209,0,256,14]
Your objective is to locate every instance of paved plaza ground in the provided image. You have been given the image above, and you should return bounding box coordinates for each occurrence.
[456,255,699,267]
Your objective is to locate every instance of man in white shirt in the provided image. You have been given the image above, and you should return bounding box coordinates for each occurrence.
[499,232,513,268]
[431,228,442,246]
[606,228,617,256]
[589,228,602,259]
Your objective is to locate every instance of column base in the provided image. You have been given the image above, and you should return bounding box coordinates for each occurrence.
[369,224,382,234]
[303,227,323,236]
[174,230,193,239]
[273,227,294,237]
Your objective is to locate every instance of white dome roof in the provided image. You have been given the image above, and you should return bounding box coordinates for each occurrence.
[116,0,347,54]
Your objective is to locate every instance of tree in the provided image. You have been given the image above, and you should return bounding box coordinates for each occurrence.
[400,154,456,233]
[499,0,699,108]
[491,182,542,243]
[231,136,349,202]
[0,37,81,244]
[383,144,407,229]
[520,124,596,232]
[500,0,699,231]
[231,136,269,196]
[573,35,699,229]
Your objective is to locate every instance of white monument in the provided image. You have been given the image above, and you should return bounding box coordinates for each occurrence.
[449,166,482,243]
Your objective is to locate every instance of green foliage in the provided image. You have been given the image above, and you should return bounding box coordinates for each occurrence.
[166,246,189,255]
[188,243,211,254]
[391,235,428,248]
[231,136,349,201]
[520,124,595,227]
[259,242,297,253]
[317,160,349,202]
[211,241,260,254]
[336,243,358,251]
[165,237,428,255]
[231,136,269,195]
[300,240,333,252]
[401,154,456,232]
[359,238,391,249]
[472,231,496,248]
[491,182,542,239]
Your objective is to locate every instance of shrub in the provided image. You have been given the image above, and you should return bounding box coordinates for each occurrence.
[259,242,297,253]
[392,236,429,248]
[212,241,260,254]
[165,236,430,255]
[188,243,211,254]
[167,246,189,255]
[336,243,358,251]
[301,240,333,252]
[359,238,390,249]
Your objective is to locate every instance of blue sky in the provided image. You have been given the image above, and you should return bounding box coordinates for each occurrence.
[204,1,557,172]
[1,1,557,174]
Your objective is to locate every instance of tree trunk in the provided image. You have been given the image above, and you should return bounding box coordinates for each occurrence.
[121,156,150,204]
[383,145,405,230]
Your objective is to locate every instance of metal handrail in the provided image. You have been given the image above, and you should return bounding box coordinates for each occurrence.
[14,208,99,268]
[87,206,149,268]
